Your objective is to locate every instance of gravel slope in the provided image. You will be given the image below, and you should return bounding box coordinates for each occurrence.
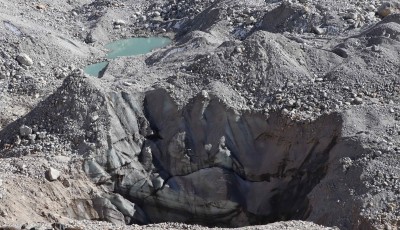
[0,0,399,229]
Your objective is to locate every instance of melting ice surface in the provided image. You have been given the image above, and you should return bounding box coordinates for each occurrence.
[84,37,172,77]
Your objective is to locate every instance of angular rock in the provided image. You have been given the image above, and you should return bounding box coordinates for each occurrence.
[84,32,96,44]
[114,19,126,26]
[151,176,164,190]
[377,2,394,17]
[46,167,61,181]
[352,97,363,105]
[16,53,33,66]
[19,125,32,137]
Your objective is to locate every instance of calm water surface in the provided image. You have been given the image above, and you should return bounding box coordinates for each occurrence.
[84,37,172,77]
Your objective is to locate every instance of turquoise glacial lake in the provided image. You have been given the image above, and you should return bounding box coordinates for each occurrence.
[84,37,172,77]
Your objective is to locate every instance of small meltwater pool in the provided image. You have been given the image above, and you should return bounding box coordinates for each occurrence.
[83,61,108,77]
[84,37,172,77]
